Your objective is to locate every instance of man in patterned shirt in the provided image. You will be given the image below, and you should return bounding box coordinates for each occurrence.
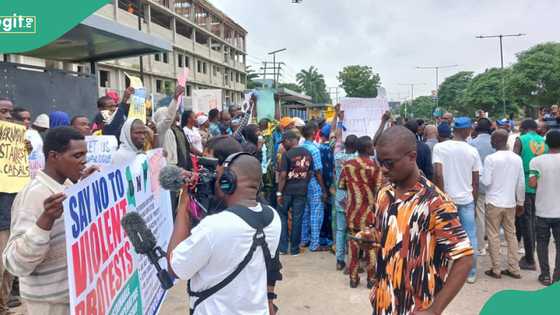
[372,126,473,315]
[339,136,383,288]
[301,123,329,252]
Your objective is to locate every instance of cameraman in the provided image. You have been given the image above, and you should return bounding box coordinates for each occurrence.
[167,136,282,315]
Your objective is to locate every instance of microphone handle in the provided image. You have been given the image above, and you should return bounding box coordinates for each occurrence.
[146,247,174,290]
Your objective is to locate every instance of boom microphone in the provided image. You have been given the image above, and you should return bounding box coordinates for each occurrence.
[121,212,174,290]
[159,165,187,191]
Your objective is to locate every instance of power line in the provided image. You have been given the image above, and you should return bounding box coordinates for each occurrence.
[476,33,526,117]
[415,64,459,110]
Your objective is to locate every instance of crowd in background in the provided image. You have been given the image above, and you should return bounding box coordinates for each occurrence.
[0,88,559,314]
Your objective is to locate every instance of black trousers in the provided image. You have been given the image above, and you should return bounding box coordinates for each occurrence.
[520,193,537,263]
[536,217,560,278]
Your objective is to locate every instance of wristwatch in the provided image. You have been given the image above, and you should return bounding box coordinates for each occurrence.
[276,192,282,197]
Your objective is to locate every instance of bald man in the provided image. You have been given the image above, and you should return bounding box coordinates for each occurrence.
[167,153,281,315]
[372,126,473,315]
[423,124,438,153]
[480,129,525,280]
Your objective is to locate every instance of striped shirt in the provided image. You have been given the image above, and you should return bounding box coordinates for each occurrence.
[2,170,72,304]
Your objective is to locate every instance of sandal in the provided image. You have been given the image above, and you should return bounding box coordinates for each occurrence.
[485,270,501,279]
[501,270,522,279]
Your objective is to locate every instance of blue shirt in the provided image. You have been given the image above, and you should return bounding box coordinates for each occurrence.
[209,122,221,137]
[302,140,323,194]
[319,142,335,189]
[469,133,495,193]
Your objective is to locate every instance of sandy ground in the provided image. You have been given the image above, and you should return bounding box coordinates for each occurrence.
[10,245,547,315]
[160,246,545,315]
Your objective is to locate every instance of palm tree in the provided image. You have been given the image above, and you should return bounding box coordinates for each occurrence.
[296,66,330,103]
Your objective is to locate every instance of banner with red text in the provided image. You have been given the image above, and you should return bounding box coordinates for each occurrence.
[63,149,173,315]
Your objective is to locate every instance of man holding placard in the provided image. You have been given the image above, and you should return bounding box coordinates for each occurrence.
[2,127,93,314]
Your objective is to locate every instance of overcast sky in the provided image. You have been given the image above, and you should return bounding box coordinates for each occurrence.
[212,0,559,101]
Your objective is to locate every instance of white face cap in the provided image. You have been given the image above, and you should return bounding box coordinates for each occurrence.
[33,113,50,129]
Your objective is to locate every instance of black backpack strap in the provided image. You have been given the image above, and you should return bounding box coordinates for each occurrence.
[187,205,274,314]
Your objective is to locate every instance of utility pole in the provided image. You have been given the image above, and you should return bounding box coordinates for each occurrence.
[476,33,526,117]
[268,48,287,88]
[328,87,340,103]
[398,83,426,118]
[416,64,458,112]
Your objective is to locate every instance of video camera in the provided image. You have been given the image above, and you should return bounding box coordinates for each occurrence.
[193,156,219,213]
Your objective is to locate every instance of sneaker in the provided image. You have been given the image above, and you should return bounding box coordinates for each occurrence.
[349,278,359,288]
[336,260,346,271]
[519,257,537,271]
[538,274,551,286]
[7,295,21,308]
[291,252,300,257]
[279,250,288,255]
[467,274,477,284]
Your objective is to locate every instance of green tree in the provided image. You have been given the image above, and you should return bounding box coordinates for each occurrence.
[438,71,474,114]
[399,96,435,119]
[337,65,380,98]
[296,66,330,103]
[245,66,260,89]
[509,42,560,110]
[278,82,303,93]
[460,68,518,118]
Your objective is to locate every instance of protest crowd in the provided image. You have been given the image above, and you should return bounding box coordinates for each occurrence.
[0,86,559,315]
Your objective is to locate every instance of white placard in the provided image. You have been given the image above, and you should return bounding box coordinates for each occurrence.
[192,89,222,114]
[340,95,389,138]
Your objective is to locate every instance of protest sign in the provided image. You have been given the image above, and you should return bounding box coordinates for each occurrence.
[176,68,189,113]
[0,121,30,192]
[340,96,389,138]
[125,72,144,89]
[63,149,173,315]
[128,89,147,124]
[256,89,275,121]
[85,135,118,167]
[192,89,222,114]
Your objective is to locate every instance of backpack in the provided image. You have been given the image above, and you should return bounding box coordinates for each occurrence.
[187,204,275,314]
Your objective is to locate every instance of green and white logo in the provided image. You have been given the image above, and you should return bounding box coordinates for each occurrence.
[0,14,36,34]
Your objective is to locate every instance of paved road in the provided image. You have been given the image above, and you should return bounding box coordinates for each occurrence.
[10,246,547,314]
[160,246,544,315]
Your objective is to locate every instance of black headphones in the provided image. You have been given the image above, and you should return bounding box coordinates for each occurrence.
[218,152,253,195]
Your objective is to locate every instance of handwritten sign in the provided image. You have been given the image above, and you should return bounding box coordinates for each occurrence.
[128,89,147,124]
[125,72,144,89]
[340,96,389,138]
[63,150,173,315]
[192,89,222,114]
[85,135,118,167]
[0,121,30,192]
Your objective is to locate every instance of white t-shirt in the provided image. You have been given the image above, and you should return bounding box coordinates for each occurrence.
[529,153,560,218]
[184,126,203,153]
[481,150,525,208]
[433,140,482,205]
[171,203,281,315]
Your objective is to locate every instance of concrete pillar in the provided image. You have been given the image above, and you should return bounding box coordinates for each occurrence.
[172,16,176,44]
[113,0,118,21]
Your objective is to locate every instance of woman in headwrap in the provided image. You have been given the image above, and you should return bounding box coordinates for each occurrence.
[49,111,70,128]
[112,118,146,166]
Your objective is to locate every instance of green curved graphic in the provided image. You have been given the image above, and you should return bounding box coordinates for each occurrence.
[0,0,109,53]
[480,282,559,314]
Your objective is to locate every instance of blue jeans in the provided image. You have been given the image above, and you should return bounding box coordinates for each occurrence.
[279,194,306,255]
[335,211,347,262]
[457,202,478,277]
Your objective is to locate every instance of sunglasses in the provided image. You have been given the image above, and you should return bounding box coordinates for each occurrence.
[376,150,413,169]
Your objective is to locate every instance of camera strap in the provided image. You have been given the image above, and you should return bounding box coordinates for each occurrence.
[187,204,275,314]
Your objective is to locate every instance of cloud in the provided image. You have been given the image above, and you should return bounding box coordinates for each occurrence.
[211,0,560,99]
